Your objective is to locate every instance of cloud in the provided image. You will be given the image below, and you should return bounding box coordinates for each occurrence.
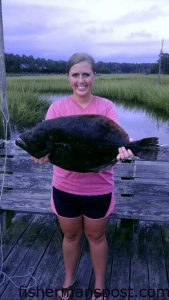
[129,31,154,40]
[114,5,164,26]
[91,39,166,62]
[85,22,114,35]
[2,0,169,62]
[3,2,86,35]
[96,39,162,51]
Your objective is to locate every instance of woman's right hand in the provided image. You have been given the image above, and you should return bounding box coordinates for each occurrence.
[31,154,49,164]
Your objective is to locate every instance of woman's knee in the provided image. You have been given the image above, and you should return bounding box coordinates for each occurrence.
[85,232,106,244]
[83,215,107,244]
[64,231,82,242]
[58,215,83,242]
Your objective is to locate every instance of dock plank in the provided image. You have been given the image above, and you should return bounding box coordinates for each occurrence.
[21,225,63,300]
[130,221,150,300]
[0,215,50,299]
[109,220,133,299]
[0,214,169,299]
[147,223,169,299]
[1,214,35,258]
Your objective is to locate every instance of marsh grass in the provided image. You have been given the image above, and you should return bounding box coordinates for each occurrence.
[94,74,169,120]
[0,74,169,138]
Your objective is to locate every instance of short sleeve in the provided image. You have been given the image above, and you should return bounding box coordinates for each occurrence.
[45,103,60,120]
[106,101,120,125]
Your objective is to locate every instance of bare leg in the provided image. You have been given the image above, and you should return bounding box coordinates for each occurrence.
[84,216,108,299]
[57,215,83,287]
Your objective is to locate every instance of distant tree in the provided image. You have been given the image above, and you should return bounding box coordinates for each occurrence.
[150,63,158,74]
[5,53,21,72]
[161,53,169,74]
[95,61,111,74]
[5,53,67,74]
[150,53,169,74]
[4,52,159,75]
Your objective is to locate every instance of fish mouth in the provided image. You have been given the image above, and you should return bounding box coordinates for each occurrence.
[15,138,28,150]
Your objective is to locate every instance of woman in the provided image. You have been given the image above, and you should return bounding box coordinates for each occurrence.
[32,53,133,300]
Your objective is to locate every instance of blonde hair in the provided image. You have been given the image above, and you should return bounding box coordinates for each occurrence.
[67,53,95,74]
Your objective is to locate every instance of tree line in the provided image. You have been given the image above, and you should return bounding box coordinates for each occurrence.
[4,53,169,74]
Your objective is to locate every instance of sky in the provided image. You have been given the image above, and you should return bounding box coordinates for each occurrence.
[1,0,169,63]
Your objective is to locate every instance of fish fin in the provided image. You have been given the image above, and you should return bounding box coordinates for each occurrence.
[129,137,159,160]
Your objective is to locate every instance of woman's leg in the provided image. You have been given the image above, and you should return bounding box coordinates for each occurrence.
[57,215,83,287]
[83,216,108,299]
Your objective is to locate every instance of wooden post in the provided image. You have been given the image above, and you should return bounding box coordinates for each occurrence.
[0,0,10,139]
[157,39,164,85]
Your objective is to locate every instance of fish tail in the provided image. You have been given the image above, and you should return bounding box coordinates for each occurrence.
[129,137,159,160]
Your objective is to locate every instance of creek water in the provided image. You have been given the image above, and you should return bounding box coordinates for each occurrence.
[42,94,169,145]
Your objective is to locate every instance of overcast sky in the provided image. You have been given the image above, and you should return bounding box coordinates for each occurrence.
[2,0,169,63]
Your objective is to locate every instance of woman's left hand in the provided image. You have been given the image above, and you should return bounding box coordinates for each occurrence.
[116,147,134,161]
[116,137,134,161]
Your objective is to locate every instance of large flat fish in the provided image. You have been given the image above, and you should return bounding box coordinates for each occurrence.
[15,114,159,172]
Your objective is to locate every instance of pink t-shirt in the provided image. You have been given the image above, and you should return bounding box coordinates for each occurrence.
[45,95,119,196]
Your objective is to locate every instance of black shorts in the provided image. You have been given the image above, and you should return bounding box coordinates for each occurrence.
[52,187,112,219]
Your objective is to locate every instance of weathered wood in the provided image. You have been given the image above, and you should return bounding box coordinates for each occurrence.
[130,221,149,300]
[134,160,169,179]
[147,223,169,297]
[1,182,169,220]
[0,215,60,300]
[0,209,15,230]
[0,191,52,213]
[161,223,169,289]
[0,214,47,297]
[1,214,36,266]
[1,214,169,298]
[0,157,53,174]
[1,140,169,222]
[109,220,133,299]
[0,173,52,189]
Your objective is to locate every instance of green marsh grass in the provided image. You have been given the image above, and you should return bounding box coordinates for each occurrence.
[0,74,169,138]
[94,74,169,120]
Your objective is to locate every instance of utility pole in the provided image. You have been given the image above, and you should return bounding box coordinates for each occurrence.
[157,38,164,85]
[0,0,10,139]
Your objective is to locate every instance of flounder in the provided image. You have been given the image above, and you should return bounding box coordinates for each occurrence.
[16,114,159,172]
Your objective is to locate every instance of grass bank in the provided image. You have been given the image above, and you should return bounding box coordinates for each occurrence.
[0,74,169,138]
[94,74,169,120]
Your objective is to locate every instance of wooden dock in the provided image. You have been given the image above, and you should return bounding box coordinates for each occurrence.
[1,141,169,299]
[1,213,169,300]
[1,141,169,223]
